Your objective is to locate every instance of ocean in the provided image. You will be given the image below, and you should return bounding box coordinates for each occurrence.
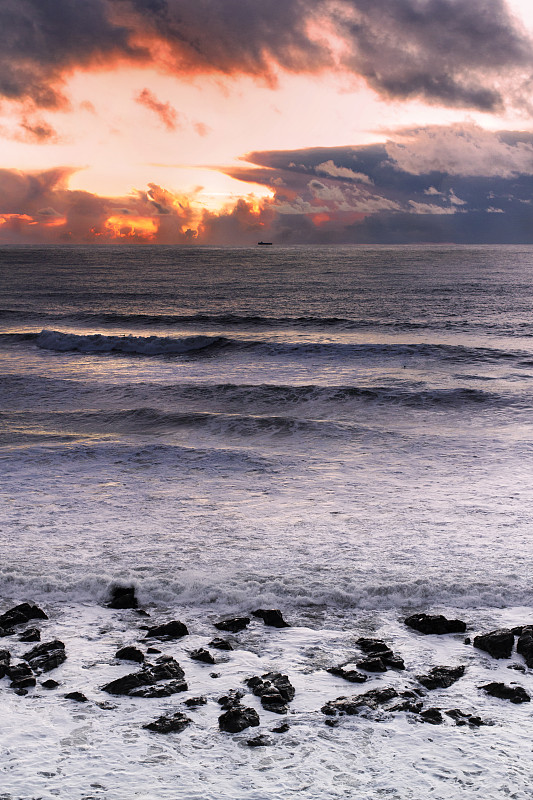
[0,244,532,799]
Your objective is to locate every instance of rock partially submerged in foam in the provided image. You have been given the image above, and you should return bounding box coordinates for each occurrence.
[145,620,188,639]
[473,629,514,659]
[190,648,216,664]
[102,656,186,696]
[246,672,295,714]
[480,682,530,703]
[22,640,66,673]
[327,665,368,683]
[209,637,233,651]
[218,706,260,733]
[356,638,406,670]
[106,585,138,610]
[405,613,466,635]
[0,649,11,679]
[417,665,465,690]
[7,661,36,690]
[0,603,48,635]
[115,646,144,663]
[322,687,399,716]
[251,609,290,628]
[517,626,533,667]
[143,711,192,734]
[214,617,250,633]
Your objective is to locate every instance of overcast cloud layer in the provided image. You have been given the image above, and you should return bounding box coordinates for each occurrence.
[2,0,533,112]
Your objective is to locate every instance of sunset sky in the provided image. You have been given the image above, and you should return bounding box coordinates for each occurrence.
[3,0,533,243]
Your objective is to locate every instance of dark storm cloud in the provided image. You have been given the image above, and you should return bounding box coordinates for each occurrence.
[1,0,532,112]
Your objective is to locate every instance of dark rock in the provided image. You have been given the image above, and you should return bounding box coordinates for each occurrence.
[473,629,514,659]
[272,722,290,733]
[22,640,66,673]
[210,672,220,678]
[512,625,525,636]
[356,657,387,673]
[247,735,272,747]
[0,649,11,679]
[464,637,472,645]
[508,664,526,673]
[145,620,188,639]
[218,689,245,710]
[65,691,88,702]
[14,687,28,696]
[41,679,59,689]
[143,712,192,734]
[356,638,406,669]
[322,687,398,716]
[480,682,530,703]
[445,709,486,727]
[419,708,443,725]
[146,647,161,654]
[135,609,150,617]
[517,626,533,668]
[8,662,36,689]
[116,646,144,663]
[184,696,207,707]
[209,637,234,651]
[190,648,215,665]
[327,665,368,683]
[0,603,48,630]
[417,665,465,690]
[325,718,339,727]
[388,700,424,713]
[19,628,40,643]
[246,672,295,713]
[214,617,250,633]
[102,656,185,695]
[129,679,188,698]
[0,626,14,638]
[405,613,466,635]
[106,584,138,610]
[218,706,260,733]
[251,609,290,628]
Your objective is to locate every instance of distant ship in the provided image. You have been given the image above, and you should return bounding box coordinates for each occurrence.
[257,241,273,246]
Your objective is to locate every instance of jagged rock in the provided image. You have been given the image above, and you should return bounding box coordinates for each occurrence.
[388,699,424,713]
[0,603,48,630]
[247,735,272,747]
[0,649,11,679]
[65,691,88,702]
[246,672,295,713]
[445,709,486,727]
[7,662,36,689]
[146,647,161,654]
[214,617,250,633]
[218,689,245,710]
[22,640,66,673]
[116,646,144,663]
[356,638,405,669]
[184,696,207,707]
[251,609,290,628]
[417,665,465,690]
[209,638,234,651]
[145,620,188,639]
[218,706,260,733]
[19,628,40,643]
[143,712,192,734]
[272,722,290,733]
[508,664,526,673]
[356,656,387,673]
[190,648,215,664]
[517,626,533,668]
[327,665,368,683]
[0,626,14,638]
[41,679,59,689]
[419,708,443,724]
[106,585,138,610]
[473,629,514,659]
[102,656,185,695]
[210,672,220,678]
[322,687,398,716]
[480,682,530,703]
[129,679,188,698]
[405,613,466,635]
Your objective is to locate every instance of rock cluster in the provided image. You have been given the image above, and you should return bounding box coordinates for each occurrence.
[102,656,187,696]
[246,672,295,714]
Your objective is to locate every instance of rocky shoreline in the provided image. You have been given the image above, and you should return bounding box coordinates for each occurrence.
[0,588,532,749]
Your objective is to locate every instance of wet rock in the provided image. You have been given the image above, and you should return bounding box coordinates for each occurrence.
[508,664,526,673]
[145,620,188,640]
[251,609,290,628]
[184,696,207,708]
[209,637,234,651]
[247,735,272,747]
[146,647,161,654]
[445,709,486,727]
[218,689,245,710]
[190,648,215,665]
[356,656,388,673]
[464,637,472,645]
[106,584,138,610]
[143,712,192,734]
[14,687,28,696]
[65,691,88,702]
[322,687,398,716]
[417,665,465,690]
[116,646,144,663]
[0,649,11,679]
[516,626,533,668]
[41,679,59,689]
[0,603,48,630]
[22,640,66,673]
[246,672,295,714]
[0,626,14,638]
[129,679,188,698]
[102,656,185,695]
[419,708,443,725]
[7,662,36,689]
[214,617,250,633]
[356,638,405,669]
[388,699,423,713]
[210,672,220,679]
[480,682,530,703]
[327,665,368,683]
[405,613,466,635]
[218,706,260,733]
[19,628,40,643]
[473,629,514,659]
[272,722,290,733]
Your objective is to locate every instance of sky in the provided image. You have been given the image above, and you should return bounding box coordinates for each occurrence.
[3,0,533,244]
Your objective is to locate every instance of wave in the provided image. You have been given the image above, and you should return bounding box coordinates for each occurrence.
[1,328,531,364]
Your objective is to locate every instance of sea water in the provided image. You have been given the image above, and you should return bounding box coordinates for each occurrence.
[0,244,532,799]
